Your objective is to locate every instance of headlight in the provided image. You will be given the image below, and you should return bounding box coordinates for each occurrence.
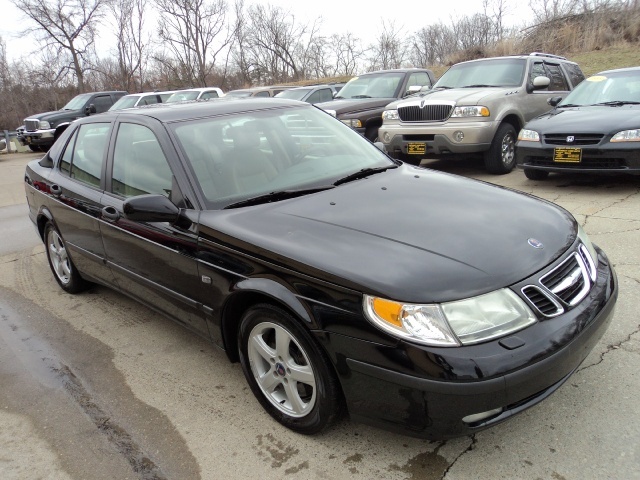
[518,129,540,142]
[39,121,51,129]
[382,110,399,121]
[364,289,537,347]
[451,106,490,118]
[340,119,362,128]
[610,129,640,142]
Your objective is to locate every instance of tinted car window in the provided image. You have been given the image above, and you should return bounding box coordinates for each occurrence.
[140,95,161,105]
[92,95,114,113]
[111,123,173,198]
[545,64,569,91]
[564,63,586,88]
[61,123,109,187]
[254,91,270,97]
[307,89,333,104]
[407,72,432,88]
[200,91,219,99]
[530,61,547,86]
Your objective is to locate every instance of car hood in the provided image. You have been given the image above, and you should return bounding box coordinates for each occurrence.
[25,109,81,122]
[526,105,640,133]
[397,87,518,107]
[198,166,575,303]
[316,98,396,116]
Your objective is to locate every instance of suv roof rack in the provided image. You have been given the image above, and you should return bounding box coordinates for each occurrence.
[529,52,567,60]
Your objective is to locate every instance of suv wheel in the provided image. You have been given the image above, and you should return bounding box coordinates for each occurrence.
[484,123,516,174]
[524,168,550,180]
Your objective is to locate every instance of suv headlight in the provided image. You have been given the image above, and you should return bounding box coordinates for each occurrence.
[451,106,490,118]
[364,289,537,347]
[610,129,640,142]
[518,129,540,142]
[382,110,399,121]
[340,119,362,128]
[39,120,51,129]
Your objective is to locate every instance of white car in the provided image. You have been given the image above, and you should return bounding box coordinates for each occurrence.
[108,91,179,111]
[165,87,225,103]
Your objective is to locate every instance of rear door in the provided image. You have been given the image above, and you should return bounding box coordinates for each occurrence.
[100,117,210,338]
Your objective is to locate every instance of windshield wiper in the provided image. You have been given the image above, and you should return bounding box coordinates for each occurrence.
[556,103,582,108]
[462,84,498,88]
[435,86,452,89]
[224,186,335,209]
[333,165,398,186]
[592,100,640,106]
[351,95,372,99]
[334,95,344,99]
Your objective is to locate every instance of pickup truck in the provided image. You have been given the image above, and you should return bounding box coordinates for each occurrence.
[315,68,436,141]
[379,53,586,173]
[19,91,127,151]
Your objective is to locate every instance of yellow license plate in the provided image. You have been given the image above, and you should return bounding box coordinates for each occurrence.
[407,143,426,155]
[554,147,582,163]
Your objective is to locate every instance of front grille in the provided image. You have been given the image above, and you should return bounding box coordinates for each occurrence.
[521,248,594,317]
[526,156,625,169]
[544,133,604,145]
[398,104,452,122]
[24,119,40,132]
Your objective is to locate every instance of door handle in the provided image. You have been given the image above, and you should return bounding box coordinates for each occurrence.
[101,206,120,222]
[50,184,62,197]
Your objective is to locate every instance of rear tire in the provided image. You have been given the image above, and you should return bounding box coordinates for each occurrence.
[44,222,89,293]
[238,303,343,434]
[524,168,550,180]
[484,123,517,174]
[28,145,40,152]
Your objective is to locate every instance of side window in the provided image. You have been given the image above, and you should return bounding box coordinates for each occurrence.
[141,95,160,105]
[201,91,219,100]
[563,63,586,88]
[407,72,431,88]
[92,95,114,113]
[306,90,326,104]
[529,62,547,86]
[254,91,270,97]
[61,123,109,187]
[112,123,173,198]
[545,64,569,91]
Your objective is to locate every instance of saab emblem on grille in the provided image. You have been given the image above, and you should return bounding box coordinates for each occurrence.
[566,135,575,143]
[528,238,544,249]
[420,99,427,109]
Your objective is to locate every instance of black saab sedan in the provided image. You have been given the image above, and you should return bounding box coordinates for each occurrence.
[25,98,617,439]
[517,66,640,179]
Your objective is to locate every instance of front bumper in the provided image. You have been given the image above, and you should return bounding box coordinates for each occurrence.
[516,141,640,174]
[379,121,496,158]
[22,129,55,147]
[321,248,617,439]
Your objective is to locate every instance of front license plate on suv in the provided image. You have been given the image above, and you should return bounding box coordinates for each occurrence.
[407,143,426,155]
[554,147,582,163]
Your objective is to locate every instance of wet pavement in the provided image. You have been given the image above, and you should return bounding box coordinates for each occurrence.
[1,152,638,479]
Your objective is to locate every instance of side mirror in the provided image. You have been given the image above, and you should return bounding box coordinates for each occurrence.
[527,75,551,93]
[84,104,97,115]
[123,194,180,223]
[547,96,563,107]
[405,85,423,96]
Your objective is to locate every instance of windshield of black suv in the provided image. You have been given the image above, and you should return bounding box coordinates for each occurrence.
[171,105,393,209]
[62,94,92,110]
[559,70,640,106]
[336,72,405,99]
[276,88,311,101]
[435,58,527,88]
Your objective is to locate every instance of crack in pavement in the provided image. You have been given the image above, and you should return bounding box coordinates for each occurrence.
[578,324,640,372]
[439,435,477,480]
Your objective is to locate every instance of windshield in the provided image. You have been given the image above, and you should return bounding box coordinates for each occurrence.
[435,58,526,88]
[337,72,405,99]
[226,91,253,98]
[276,89,311,101]
[62,94,92,110]
[166,91,200,103]
[171,105,393,209]
[560,70,640,106]
[109,95,140,111]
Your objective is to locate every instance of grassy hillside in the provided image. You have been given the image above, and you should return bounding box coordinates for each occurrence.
[568,44,640,76]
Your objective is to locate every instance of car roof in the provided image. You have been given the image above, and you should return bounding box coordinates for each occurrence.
[358,68,432,75]
[595,66,640,75]
[89,98,309,123]
[229,86,292,93]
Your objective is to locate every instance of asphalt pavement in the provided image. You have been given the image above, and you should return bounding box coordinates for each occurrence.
[0,152,638,479]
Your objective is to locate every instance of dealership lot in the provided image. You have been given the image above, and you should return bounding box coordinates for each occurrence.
[1,152,638,479]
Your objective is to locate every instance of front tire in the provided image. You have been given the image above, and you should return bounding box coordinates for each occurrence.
[484,123,517,174]
[44,222,88,293]
[524,168,550,180]
[238,304,342,434]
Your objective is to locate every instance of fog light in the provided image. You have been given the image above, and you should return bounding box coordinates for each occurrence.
[453,131,464,142]
[383,132,391,143]
[462,407,503,424]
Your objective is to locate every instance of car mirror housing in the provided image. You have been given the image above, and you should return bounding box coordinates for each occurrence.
[123,194,182,224]
[547,96,563,107]
[529,76,551,93]
[85,104,97,115]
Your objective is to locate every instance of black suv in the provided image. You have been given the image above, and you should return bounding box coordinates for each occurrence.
[19,91,127,151]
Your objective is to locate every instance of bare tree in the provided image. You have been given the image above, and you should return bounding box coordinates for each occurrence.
[154,0,234,87]
[328,33,364,76]
[108,0,150,92]
[366,20,408,71]
[410,23,457,66]
[11,0,105,92]
[528,0,581,22]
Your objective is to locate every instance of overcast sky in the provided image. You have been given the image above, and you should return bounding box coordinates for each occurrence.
[1,0,529,62]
